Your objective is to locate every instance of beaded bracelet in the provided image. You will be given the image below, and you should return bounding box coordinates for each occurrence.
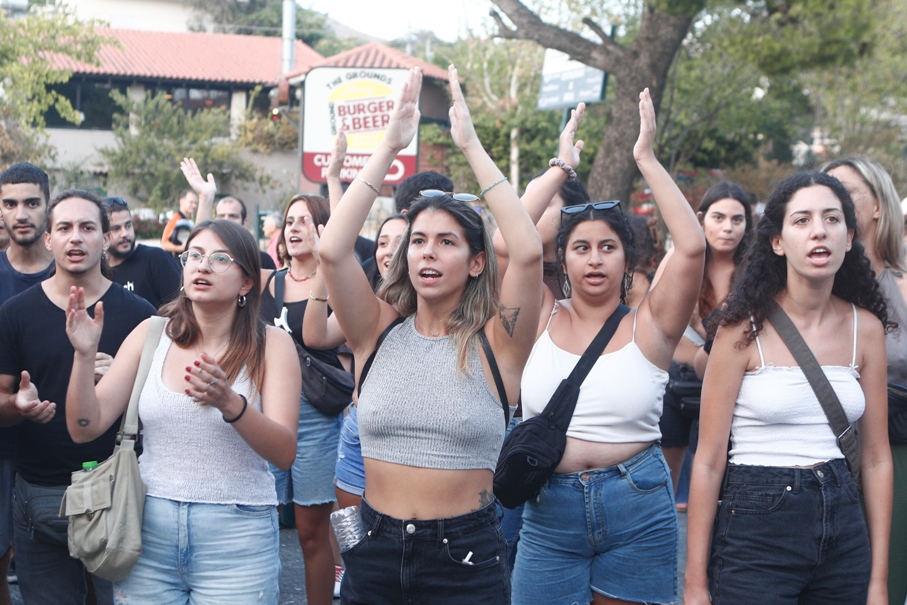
[355,175,381,195]
[549,158,577,181]
[480,177,508,197]
[223,394,248,424]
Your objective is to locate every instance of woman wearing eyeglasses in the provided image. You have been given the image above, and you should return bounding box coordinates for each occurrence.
[317,66,542,604]
[509,89,705,605]
[63,219,301,604]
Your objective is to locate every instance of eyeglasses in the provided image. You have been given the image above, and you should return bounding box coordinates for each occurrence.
[420,189,480,203]
[179,250,236,273]
[561,200,621,215]
[102,197,128,210]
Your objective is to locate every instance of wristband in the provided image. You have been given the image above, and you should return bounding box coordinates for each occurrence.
[309,293,329,302]
[549,158,577,181]
[223,394,248,423]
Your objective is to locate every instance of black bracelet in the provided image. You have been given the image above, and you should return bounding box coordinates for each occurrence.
[223,394,248,423]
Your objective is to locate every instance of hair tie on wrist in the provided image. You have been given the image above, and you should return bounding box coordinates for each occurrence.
[223,394,248,423]
[309,293,329,302]
[480,177,508,197]
[549,158,578,181]
[355,176,381,195]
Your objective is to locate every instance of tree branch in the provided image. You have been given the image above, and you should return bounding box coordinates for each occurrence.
[582,17,610,45]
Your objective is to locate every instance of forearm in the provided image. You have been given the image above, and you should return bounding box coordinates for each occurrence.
[66,351,104,442]
[301,274,344,348]
[327,174,344,213]
[685,458,725,590]
[221,391,297,470]
[862,451,893,585]
[0,394,23,427]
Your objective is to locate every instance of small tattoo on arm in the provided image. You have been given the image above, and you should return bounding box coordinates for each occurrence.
[478,488,494,508]
[499,306,521,338]
[77,418,90,427]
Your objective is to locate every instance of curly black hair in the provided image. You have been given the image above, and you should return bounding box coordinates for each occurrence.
[712,171,893,344]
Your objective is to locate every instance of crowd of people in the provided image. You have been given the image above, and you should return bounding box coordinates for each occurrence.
[0,64,904,605]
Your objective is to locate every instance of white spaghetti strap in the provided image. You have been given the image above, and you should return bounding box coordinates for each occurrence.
[851,303,858,367]
[544,301,559,331]
[750,315,766,368]
[631,309,638,343]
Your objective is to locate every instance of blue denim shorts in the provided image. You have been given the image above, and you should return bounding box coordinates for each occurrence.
[512,444,678,605]
[340,499,510,605]
[709,458,870,605]
[335,404,365,496]
[270,393,342,506]
[115,496,280,605]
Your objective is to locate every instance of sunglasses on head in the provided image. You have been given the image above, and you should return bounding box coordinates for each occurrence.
[561,200,621,215]
[102,197,129,210]
[420,189,480,203]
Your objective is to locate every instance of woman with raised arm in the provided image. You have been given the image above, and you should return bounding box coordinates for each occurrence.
[685,172,893,605]
[822,157,906,605]
[318,66,542,604]
[510,89,706,605]
[63,220,300,604]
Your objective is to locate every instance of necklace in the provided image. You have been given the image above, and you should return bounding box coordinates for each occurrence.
[195,337,230,361]
[287,268,317,282]
[414,315,446,338]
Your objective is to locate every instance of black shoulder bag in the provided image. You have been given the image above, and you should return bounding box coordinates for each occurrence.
[768,306,861,487]
[273,269,354,417]
[494,304,630,509]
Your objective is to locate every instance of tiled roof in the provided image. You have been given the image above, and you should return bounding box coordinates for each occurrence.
[289,41,449,81]
[50,28,324,86]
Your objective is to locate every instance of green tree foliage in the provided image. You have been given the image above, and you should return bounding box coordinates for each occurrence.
[100,90,254,210]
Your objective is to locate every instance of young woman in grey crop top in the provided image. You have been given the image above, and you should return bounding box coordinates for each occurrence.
[317,67,543,605]
[686,172,894,605]
[502,90,706,605]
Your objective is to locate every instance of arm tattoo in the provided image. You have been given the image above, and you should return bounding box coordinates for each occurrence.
[77,418,91,427]
[478,488,494,508]
[499,306,521,338]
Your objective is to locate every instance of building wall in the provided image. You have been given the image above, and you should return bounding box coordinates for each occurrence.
[62,0,195,32]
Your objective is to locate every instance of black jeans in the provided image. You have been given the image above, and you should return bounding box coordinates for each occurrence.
[709,459,870,604]
[340,498,510,605]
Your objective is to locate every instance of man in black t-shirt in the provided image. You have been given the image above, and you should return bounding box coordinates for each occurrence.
[104,196,180,310]
[0,190,154,605]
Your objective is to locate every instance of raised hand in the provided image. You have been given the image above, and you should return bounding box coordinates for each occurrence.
[180,157,217,200]
[382,68,422,153]
[304,220,324,265]
[326,131,348,180]
[66,286,103,356]
[558,103,585,169]
[447,64,480,153]
[633,88,657,163]
[15,371,55,424]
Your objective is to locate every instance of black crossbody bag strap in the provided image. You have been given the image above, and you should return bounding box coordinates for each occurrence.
[539,304,630,426]
[357,316,406,395]
[478,329,509,428]
[273,268,287,310]
[767,306,861,485]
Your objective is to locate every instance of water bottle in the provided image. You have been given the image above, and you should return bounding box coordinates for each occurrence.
[82,461,98,473]
[331,506,365,552]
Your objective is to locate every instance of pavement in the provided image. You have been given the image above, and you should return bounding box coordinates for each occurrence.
[9,513,687,604]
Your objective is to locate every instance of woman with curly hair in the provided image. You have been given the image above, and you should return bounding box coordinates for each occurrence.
[685,172,894,605]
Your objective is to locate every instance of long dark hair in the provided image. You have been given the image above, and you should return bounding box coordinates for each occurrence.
[278,194,330,265]
[556,205,636,303]
[697,181,754,319]
[160,220,267,389]
[712,172,892,344]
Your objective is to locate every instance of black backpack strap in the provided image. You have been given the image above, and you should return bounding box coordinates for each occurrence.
[767,305,860,484]
[478,329,509,428]
[272,269,287,311]
[357,316,405,395]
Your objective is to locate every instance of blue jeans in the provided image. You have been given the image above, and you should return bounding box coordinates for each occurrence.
[114,495,280,605]
[512,444,678,605]
[709,459,870,604]
[336,404,365,496]
[12,474,114,605]
[340,498,510,605]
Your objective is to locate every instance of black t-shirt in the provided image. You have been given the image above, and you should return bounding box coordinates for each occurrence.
[259,272,342,370]
[110,243,181,311]
[0,283,155,485]
[260,250,276,271]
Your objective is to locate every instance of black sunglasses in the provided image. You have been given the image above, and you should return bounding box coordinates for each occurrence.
[102,197,129,210]
[561,200,621,215]
[420,189,480,203]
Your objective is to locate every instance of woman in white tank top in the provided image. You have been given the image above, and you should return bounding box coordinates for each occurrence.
[63,220,301,604]
[685,172,894,605]
[504,90,706,605]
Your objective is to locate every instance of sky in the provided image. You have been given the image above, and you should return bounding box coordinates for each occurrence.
[304,0,494,43]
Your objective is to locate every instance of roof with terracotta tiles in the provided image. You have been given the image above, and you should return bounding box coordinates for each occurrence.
[50,28,324,86]
[288,41,448,81]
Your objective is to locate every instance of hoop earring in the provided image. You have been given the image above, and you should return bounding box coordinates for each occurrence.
[237,294,247,308]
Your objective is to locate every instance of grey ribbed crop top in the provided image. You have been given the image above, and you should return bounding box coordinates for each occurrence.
[358,316,505,472]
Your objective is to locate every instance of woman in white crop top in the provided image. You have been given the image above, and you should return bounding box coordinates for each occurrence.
[506,90,706,605]
[64,220,301,604]
[317,67,543,604]
[685,172,894,605]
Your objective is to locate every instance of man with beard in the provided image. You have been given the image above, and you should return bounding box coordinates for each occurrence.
[0,190,154,605]
[0,162,55,602]
[104,196,180,309]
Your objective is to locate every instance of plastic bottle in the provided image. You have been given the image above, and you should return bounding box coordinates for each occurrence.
[330,506,365,552]
[82,461,98,472]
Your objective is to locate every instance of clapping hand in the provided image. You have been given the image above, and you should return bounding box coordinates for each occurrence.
[66,286,103,357]
[14,371,55,424]
[382,68,422,153]
[447,64,480,153]
[633,88,657,163]
[327,132,348,180]
[558,103,585,169]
